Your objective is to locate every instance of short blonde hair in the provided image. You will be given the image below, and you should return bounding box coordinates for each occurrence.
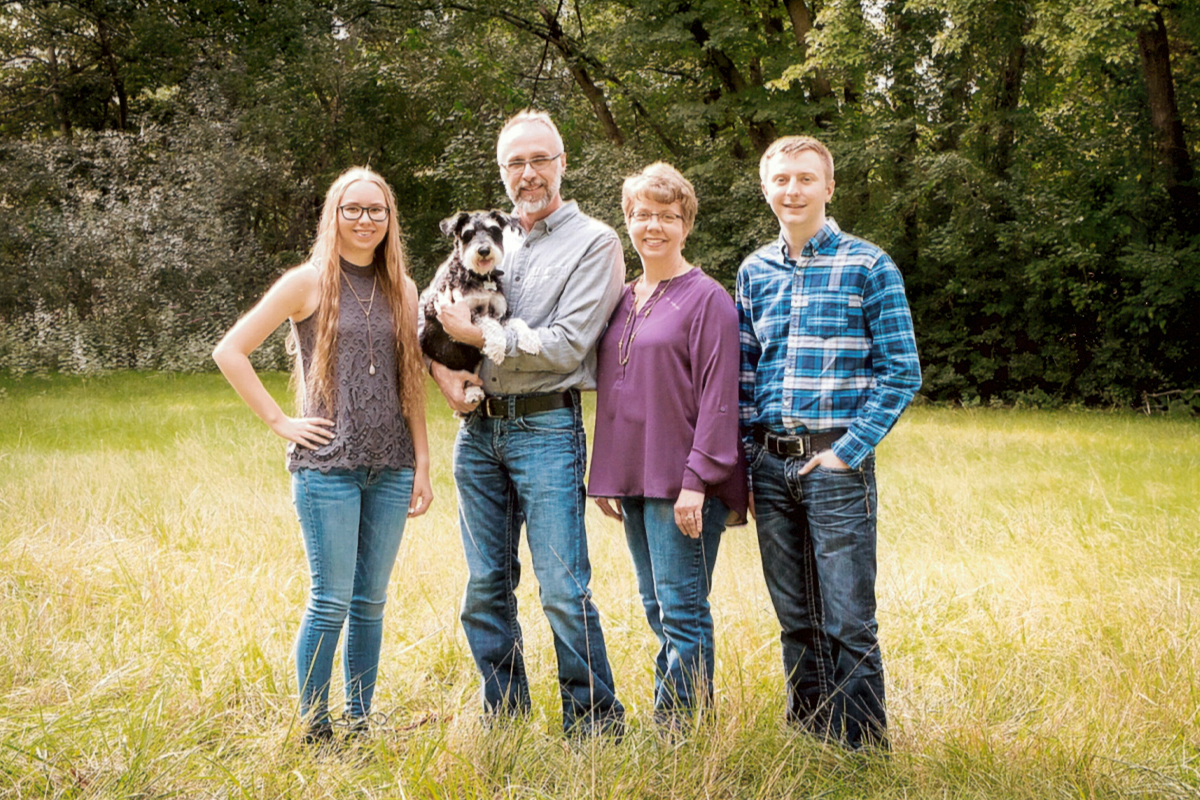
[621,162,698,234]
[496,109,565,163]
[759,136,835,183]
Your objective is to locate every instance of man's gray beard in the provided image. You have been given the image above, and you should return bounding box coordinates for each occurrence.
[515,194,551,215]
[509,173,562,215]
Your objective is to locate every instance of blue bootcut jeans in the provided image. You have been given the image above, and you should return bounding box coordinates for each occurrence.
[621,495,726,719]
[453,399,624,733]
[749,443,888,749]
[291,466,414,727]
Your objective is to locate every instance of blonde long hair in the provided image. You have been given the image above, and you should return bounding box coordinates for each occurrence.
[294,167,425,419]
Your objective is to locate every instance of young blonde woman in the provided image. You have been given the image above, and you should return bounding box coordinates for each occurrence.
[213,167,432,743]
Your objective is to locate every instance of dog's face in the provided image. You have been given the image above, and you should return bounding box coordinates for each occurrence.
[440,210,518,276]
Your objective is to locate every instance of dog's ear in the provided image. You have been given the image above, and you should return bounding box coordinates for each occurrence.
[491,210,520,232]
[440,212,470,237]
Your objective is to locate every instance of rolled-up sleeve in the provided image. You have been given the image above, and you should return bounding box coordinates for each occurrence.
[683,286,742,492]
[504,233,624,373]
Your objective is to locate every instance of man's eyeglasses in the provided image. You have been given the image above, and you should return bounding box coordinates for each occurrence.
[500,152,563,174]
[340,205,390,222]
[629,210,682,224]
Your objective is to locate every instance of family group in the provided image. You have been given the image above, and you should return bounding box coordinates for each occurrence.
[211,110,921,752]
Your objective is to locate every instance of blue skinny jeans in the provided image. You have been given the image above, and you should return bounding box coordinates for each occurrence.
[291,466,413,726]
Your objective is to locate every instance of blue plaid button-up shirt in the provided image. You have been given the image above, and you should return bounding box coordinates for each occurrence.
[736,219,921,468]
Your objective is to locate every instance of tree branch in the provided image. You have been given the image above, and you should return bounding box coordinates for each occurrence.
[685,14,777,153]
[783,0,833,101]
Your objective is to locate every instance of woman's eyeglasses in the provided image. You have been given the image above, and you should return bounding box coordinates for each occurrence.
[629,211,682,224]
[340,205,390,222]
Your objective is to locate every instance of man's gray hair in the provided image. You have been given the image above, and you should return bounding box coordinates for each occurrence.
[496,110,565,162]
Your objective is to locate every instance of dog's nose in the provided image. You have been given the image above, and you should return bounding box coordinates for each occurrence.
[478,246,491,257]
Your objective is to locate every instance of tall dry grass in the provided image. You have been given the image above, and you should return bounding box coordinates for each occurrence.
[1,373,1197,798]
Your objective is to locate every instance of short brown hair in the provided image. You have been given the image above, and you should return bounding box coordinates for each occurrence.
[621,162,698,234]
[759,136,835,183]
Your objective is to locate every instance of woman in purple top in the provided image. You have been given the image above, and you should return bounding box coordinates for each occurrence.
[589,162,747,723]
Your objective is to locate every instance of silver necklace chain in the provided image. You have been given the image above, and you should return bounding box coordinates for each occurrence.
[341,268,379,376]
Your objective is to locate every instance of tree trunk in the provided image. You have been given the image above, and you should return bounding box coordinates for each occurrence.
[686,17,778,153]
[95,15,128,130]
[47,42,72,140]
[1137,9,1197,226]
[992,38,1027,179]
[889,5,920,270]
[538,5,624,146]
[783,0,833,101]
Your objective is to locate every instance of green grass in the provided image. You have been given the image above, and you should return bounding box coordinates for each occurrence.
[1,372,1198,798]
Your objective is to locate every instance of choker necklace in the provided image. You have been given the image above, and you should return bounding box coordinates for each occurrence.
[341,265,379,375]
[617,272,678,366]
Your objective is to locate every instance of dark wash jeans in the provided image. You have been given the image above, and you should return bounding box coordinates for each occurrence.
[452,400,624,733]
[749,442,887,749]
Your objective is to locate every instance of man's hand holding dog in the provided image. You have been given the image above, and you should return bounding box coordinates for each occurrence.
[438,300,485,348]
[430,360,483,414]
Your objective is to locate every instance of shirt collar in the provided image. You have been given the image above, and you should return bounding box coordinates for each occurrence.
[777,218,842,262]
[517,199,578,235]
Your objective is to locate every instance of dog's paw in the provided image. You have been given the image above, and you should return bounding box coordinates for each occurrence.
[432,287,452,314]
[478,317,507,364]
[464,385,486,405]
[507,318,542,355]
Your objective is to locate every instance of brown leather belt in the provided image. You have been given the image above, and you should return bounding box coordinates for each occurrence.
[480,390,577,419]
[753,427,845,458]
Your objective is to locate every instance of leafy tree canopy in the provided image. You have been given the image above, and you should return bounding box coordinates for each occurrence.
[1,0,1197,406]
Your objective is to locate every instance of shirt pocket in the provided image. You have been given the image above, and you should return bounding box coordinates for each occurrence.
[801,292,860,339]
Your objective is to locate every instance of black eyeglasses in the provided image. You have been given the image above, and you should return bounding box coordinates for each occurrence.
[500,152,562,174]
[340,205,390,222]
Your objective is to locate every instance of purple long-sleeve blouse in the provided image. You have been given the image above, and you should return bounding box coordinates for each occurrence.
[588,267,748,521]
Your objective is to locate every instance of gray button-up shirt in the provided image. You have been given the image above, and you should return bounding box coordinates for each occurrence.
[480,200,624,395]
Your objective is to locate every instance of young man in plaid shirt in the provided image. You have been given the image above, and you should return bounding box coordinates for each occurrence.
[737,136,921,749]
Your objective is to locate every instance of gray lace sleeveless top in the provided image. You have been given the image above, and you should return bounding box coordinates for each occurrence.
[287,258,416,473]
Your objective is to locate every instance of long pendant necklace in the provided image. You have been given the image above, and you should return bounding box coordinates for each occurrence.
[617,272,677,366]
[342,268,379,375]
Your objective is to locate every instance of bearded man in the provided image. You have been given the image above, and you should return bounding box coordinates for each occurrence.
[430,110,626,736]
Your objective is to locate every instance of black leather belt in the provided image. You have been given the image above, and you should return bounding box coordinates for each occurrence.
[753,427,846,458]
[480,390,577,419]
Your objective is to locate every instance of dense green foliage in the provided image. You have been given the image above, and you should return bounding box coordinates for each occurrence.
[1,0,1197,405]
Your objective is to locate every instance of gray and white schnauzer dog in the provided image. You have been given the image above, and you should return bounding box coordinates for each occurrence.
[419,210,540,404]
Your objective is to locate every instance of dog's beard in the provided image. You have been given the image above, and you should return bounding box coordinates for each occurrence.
[508,171,562,215]
[463,245,499,274]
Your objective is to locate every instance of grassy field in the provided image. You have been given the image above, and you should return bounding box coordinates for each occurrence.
[1,372,1197,799]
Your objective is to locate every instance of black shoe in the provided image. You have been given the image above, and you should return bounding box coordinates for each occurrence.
[335,710,395,742]
[565,713,625,743]
[337,715,371,742]
[302,722,335,748]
